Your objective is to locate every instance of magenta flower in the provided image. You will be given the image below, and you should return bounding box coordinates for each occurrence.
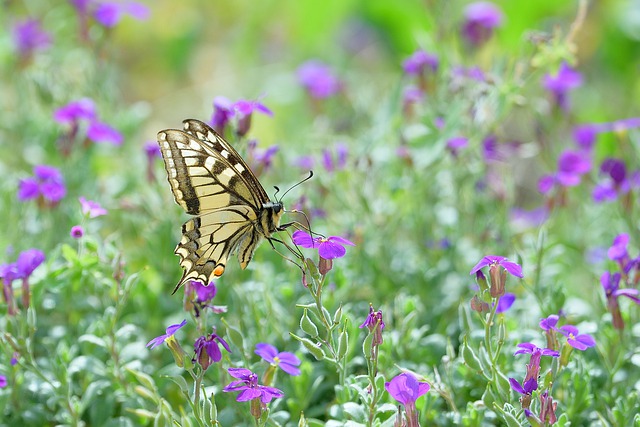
[469,256,523,278]
[190,280,217,303]
[543,62,583,111]
[18,165,66,204]
[53,98,97,125]
[557,325,596,350]
[94,1,150,27]
[70,225,84,239]
[0,375,7,388]
[193,328,231,369]
[255,343,301,376]
[223,368,284,404]
[297,60,342,99]
[607,233,630,265]
[385,372,430,403]
[539,314,559,331]
[292,230,355,259]
[248,142,279,173]
[402,50,439,75]
[12,19,52,57]
[144,140,161,158]
[293,155,315,170]
[233,99,273,136]
[461,2,503,46]
[593,158,639,203]
[87,120,123,145]
[146,319,187,349]
[79,197,107,218]
[385,372,430,427]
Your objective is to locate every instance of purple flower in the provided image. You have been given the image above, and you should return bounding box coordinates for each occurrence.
[292,230,355,259]
[255,343,301,376]
[385,372,430,407]
[18,165,66,204]
[601,271,640,330]
[509,377,537,395]
[53,98,97,126]
[360,304,385,346]
[322,143,348,172]
[539,314,559,331]
[144,140,161,158]
[250,144,279,173]
[70,225,84,239]
[146,319,187,349]
[297,60,342,99]
[294,155,315,170]
[462,2,503,46]
[12,19,52,57]
[593,158,638,203]
[15,249,45,279]
[557,325,596,350]
[542,62,583,111]
[607,233,629,263]
[469,256,523,278]
[572,124,601,150]
[514,342,559,358]
[509,207,548,229]
[402,50,439,75]
[94,1,150,27]
[0,375,7,388]
[210,96,234,133]
[87,120,123,145]
[193,328,231,369]
[223,368,284,404]
[556,150,591,186]
[190,280,217,303]
[233,99,273,137]
[446,137,468,157]
[495,293,516,313]
[79,197,107,218]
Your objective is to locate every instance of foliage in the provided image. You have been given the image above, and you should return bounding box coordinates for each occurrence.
[1,1,640,426]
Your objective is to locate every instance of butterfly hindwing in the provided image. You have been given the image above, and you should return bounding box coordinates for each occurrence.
[157,119,284,293]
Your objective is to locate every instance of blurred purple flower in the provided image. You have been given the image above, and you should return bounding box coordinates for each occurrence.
[297,60,342,99]
[251,144,279,172]
[0,375,6,388]
[446,136,468,157]
[146,319,187,349]
[292,230,355,259]
[293,155,315,170]
[13,19,52,57]
[87,120,123,145]
[539,314,560,331]
[79,196,107,218]
[210,96,234,133]
[556,150,591,186]
[558,325,596,350]
[402,50,439,75]
[543,62,583,111]
[593,158,639,203]
[223,367,284,403]
[601,271,640,330]
[70,225,85,239]
[322,143,348,172]
[15,249,45,279]
[402,85,424,115]
[144,140,161,158]
[452,65,486,82]
[509,207,548,228]
[495,293,516,313]
[462,2,503,46]
[572,124,601,150]
[193,328,231,369]
[469,255,523,278]
[53,98,97,126]
[233,99,273,137]
[255,343,301,376]
[18,165,66,204]
[94,1,150,27]
[607,233,629,263]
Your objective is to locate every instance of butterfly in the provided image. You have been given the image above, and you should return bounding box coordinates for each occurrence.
[157,119,285,293]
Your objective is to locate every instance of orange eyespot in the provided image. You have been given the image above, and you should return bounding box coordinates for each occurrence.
[213,265,225,277]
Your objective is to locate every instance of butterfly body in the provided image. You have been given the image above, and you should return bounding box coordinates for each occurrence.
[157,119,283,292]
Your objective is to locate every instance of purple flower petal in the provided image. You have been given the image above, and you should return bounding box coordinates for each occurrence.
[255,343,278,363]
[87,121,123,145]
[495,293,516,313]
[292,230,314,248]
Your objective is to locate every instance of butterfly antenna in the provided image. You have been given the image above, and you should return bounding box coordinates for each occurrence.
[277,171,314,203]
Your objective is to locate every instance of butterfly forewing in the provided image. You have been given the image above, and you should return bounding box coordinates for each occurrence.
[157,119,284,293]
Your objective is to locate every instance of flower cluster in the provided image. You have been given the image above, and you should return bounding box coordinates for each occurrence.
[53,98,123,154]
[18,165,66,206]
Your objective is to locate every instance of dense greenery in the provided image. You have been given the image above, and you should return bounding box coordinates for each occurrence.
[1,1,639,426]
